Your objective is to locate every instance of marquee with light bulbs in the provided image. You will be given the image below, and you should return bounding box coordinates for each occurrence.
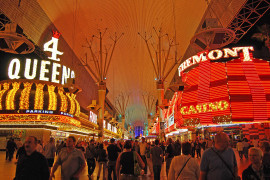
[163,46,270,133]
[0,31,83,131]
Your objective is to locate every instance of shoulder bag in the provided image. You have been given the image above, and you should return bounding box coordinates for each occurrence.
[176,157,191,180]
[133,151,142,176]
[211,148,241,180]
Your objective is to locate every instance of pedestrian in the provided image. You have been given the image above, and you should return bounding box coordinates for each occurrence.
[259,141,270,168]
[200,132,239,180]
[50,136,86,180]
[85,139,96,179]
[191,140,195,158]
[150,139,163,180]
[36,140,43,154]
[96,143,108,180]
[16,143,26,160]
[6,138,17,161]
[243,139,249,159]
[139,137,148,175]
[133,140,140,154]
[14,136,50,180]
[201,140,206,151]
[16,139,23,149]
[76,141,85,152]
[168,142,200,180]
[236,140,244,160]
[242,147,270,179]
[195,140,201,158]
[56,141,64,155]
[146,142,154,176]
[107,138,121,180]
[174,139,181,156]
[116,140,145,180]
[43,137,56,172]
[206,138,213,149]
[165,138,175,176]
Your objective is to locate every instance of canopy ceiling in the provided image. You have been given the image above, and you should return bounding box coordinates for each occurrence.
[36,0,244,125]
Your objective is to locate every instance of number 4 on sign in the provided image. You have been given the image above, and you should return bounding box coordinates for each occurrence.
[44,36,63,61]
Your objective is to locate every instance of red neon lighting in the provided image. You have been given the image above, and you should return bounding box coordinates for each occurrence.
[165,52,270,128]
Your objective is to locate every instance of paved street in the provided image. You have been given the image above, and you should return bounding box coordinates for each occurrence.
[0,149,250,180]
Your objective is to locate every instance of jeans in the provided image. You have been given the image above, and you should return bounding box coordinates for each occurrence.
[166,157,173,176]
[87,158,96,176]
[97,161,107,180]
[108,161,117,180]
[140,155,147,174]
[153,165,161,180]
[238,151,243,159]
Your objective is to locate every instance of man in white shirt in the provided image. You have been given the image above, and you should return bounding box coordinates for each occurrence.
[139,137,148,175]
[168,142,200,180]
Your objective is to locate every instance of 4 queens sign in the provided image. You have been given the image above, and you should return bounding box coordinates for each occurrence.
[1,30,75,84]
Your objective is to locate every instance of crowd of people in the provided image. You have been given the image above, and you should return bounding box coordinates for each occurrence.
[5,132,270,180]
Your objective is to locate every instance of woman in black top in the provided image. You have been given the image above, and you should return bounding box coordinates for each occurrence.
[116,140,145,180]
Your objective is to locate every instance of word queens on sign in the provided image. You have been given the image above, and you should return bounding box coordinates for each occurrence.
[8,58,75,84]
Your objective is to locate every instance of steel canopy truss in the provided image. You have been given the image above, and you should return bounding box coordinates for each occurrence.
[227,0,270,43]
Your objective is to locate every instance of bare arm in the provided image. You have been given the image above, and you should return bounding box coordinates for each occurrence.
[200,171,207,180]
[135,152,145,169]
[49,163,59,180]
[116,152,123,180]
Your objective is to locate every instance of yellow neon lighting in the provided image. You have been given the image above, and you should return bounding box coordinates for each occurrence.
[19,82,32,109]
[71,93,80,117]
[58,87,67,112]
[66,93,75,115]
[34,83,44,109]
[6,82,20,110]
[0,83,10,110]
[48,85,57,110]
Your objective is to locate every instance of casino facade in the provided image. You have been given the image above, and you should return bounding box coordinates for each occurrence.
[151,46,270,141]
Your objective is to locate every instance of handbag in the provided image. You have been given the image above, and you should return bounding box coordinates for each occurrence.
[176,157,191,180]
[211,148,241,180]
[133,151,142,176]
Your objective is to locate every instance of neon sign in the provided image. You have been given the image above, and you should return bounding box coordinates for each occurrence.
[178,46,254,76]
[180,100,229,115]
[7,31,75,84]
[89,111,97,124]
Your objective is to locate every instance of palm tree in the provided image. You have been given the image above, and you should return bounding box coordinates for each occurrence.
[252,24,270,52]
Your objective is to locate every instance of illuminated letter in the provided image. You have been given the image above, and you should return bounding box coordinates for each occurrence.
[188,105,197,114]
[223,48,238,58]
[40,60,51,81]
[209,102,218,112]
[71,70,75,78]
[8,58,20,79]
[234,46,254,62]
[196,104,202,113]
[180,106,188,115]
[193,52,207,63]
[62,65,70,84]
[218,100,229,110]
[178,64,184,76]
[51,62,61,83]
[202,103,208,112]
[43,37,63,61]
[208,49,223,60]
[24,58,37,79]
